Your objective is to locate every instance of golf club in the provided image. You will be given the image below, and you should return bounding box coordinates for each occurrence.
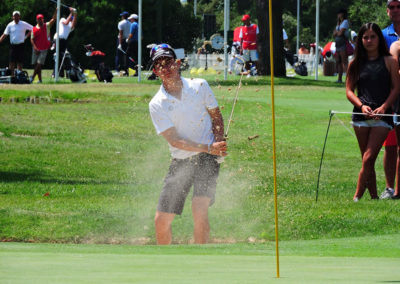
[118,46,136,64]
[49,0,71,9]
[224,71,245,139]
[216,71,245,164]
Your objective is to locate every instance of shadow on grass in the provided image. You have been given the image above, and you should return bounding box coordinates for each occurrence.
[0,171,131,187]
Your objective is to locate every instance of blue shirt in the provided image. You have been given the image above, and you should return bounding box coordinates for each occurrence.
[129,22,138,42]
[382,24,399,48]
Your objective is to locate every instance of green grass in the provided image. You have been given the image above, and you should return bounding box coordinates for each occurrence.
[1,234,400,283]
[0,73,399,245]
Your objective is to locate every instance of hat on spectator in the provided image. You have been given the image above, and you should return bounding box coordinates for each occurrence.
[388,0,400,6]
[242,14,250,22]
[150,43,176,62]
[36,14,44,20]
[120,11,129,17]
[13,11,20,16]
[128,14,138,20]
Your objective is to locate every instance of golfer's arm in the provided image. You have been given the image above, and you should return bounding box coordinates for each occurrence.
[30,37,37,51]
[0,34,7,43]
[208,107,225,142]
[161,127,209,153]
[119,30,123,44]
[25,30,31,41]
[49,9,57,26]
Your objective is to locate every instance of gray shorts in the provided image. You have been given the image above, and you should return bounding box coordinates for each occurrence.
[157,153,220,215]
[32,49,48,65]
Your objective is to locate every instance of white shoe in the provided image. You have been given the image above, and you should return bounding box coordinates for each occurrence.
[380,188,394,199]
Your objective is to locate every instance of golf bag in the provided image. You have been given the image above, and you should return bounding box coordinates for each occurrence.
[84,44,113,83]
[56,50,86,83]
[0,68,30,84]
[12,70,30,84]
[294,61,308,76]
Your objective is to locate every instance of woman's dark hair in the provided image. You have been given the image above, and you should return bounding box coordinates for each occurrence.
[337,8,347,19]
[347,23,390,87]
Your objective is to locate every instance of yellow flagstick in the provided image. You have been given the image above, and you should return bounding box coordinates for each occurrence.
[268,0,280,278]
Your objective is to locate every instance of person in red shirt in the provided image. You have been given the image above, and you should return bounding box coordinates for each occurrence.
[30,9,56,83]
[239,14,259,76]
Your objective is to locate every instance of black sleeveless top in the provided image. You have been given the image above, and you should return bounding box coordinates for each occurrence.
[352,56,393,126]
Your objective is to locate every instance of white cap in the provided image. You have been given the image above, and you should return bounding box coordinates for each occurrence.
[128,14,138,20]
[13,11,20,16]
[351,30,357,41]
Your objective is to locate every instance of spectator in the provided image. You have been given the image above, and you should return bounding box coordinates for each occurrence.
[53,7,77,77]
[116,11,130,75]
[0,11,33,75]
[333,8,350,83]
[30,10,57,83]
[346,23,400,201]
[239,14,259,77]
[381,0,400,199]
[298,43,310,55]
[148,44,227,244]
[126,13,138,75]
[228,26,242,74]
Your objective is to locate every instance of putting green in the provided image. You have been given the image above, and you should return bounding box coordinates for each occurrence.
[1,239,399,283]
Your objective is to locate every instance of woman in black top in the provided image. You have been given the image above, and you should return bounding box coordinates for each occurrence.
[346,23,400,201]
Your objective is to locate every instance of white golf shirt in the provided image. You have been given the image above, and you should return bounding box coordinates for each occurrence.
[149,77,218,159]
[117,19,131,39]
[56,18,73,40]
[4,20,33,44]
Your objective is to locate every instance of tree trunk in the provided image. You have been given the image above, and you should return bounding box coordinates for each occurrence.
[256,0,286,77]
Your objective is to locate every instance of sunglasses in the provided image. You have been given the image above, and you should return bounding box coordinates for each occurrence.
[150,44,173,58]
[388,4,400,10]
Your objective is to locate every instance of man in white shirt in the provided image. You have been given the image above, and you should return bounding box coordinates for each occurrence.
[53,7,77,77]
[0,11,33,75]
[149,44,227,245]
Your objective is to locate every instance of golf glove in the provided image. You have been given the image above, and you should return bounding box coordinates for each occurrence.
[118,44,122,50]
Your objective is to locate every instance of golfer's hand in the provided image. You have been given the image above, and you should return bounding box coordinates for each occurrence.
[118,44,122,50]
[210,141,227,157]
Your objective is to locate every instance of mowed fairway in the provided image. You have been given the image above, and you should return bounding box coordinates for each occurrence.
[1,234,400,283]
[1,75,400,282]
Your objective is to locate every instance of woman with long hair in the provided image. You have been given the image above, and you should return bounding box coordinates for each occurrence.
[333,9,349,83]
[346,23,400,201]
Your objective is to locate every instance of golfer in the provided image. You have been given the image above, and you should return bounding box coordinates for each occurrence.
[31,9,57,83]
[239,14,259,77]
[346,23,400,201]
[0,11,33,75]
[53,7,77,77]
[149,44,227,245]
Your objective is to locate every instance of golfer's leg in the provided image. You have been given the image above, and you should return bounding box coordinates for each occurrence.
[37,64,42,82]
[154,211,175,245]
[192,196,211,244]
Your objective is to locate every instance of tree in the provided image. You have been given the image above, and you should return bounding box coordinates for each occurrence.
[256,0,285,77]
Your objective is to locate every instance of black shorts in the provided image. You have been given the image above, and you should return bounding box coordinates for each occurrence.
[10,43,25,64]
[157,153,220,215]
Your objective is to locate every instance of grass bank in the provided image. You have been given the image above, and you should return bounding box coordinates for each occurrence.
[0,75,399,244]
